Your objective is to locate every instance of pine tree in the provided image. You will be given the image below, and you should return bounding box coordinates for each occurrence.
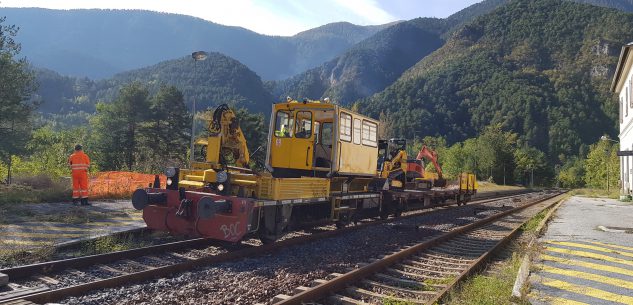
[0,17,36,183]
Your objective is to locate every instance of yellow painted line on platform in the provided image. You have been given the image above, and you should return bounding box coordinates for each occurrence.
[588,241,633,253]
[541,277,633,304]
[548,241,633,258]
[546,296,590,305]
[540,254,633,277]
[541,265,633,290]
[546,246,633,267]
[0,231,86,239]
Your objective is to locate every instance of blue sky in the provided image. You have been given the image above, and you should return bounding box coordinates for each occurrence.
[0,0,483,35]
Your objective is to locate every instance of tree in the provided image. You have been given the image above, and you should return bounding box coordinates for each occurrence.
[4,126,89,178]
[513,146,548,186]
[136,85,190,172]
[0,17,36,183]
[476,125,517,183]
[558,157,585,188]
[91,82,149,170]
[584,139,619,189]
[234,108,267,168]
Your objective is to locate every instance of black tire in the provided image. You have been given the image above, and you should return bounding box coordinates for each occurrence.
[259,234,277,245]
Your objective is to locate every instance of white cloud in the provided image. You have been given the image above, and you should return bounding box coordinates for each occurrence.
[0,0,398,35]
[331,0,395,24]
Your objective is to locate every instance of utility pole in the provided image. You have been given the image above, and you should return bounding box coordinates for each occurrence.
[601,135,619,193]
[190,51,208,165]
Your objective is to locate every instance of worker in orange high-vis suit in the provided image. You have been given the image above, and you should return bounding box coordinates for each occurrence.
[68,144,91,206]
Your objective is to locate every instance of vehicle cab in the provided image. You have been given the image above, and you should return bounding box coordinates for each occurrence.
[265,98,379,179]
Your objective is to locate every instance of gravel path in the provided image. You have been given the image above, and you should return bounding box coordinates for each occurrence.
[61,192,551,305]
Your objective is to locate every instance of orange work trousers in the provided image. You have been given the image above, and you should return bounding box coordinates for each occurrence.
[72,170,89,199]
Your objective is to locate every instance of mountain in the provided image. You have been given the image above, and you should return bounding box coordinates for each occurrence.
[1,8,390,80]
[268,0,513,104]
[574,0,633,10]
[270,18,446,104]
[34,52,274,125]
[361,0,629,163]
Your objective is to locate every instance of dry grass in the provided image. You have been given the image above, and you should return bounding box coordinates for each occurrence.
[443,206,555,305]
[0,241,56,267]
[477,181,526,192]
[571,188,621,199]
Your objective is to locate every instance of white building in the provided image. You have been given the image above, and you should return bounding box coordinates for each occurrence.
[611,42,633,196]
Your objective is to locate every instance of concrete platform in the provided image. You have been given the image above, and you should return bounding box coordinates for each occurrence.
[0,200,144,251]
[529,196,633,305]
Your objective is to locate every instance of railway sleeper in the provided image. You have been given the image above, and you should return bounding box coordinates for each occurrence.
[426,249,478,260]
[358,280,428,301]
[373,273,437,290]
[326,293,368,305]
[436,241,491,252]
[342,286,421,305]
[450,236,499,247]
[360,279,436,297]
[403,259,465,272]
[414,252,474,263]
[434,244,488,256]
[410,255,472,267]
[385,267,446,282]
[396,263,460,276]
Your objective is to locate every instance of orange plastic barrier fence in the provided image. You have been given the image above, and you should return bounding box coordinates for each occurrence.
[89,171,166,198]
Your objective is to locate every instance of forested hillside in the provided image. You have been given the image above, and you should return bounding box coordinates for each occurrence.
[574,0,633,10]
[269,0,512,104]
[270,19,445,103]
[362,0,628,165]
[35,52,274,126]
[0,8,390,79]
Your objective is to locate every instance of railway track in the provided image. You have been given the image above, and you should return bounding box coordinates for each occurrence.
[270,190,566,305]
[0,190,539,305]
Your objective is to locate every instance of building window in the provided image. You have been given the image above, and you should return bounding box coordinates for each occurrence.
[630,78,633,108]
[362,120,377,147]
[627,88,629,117]
[340,112,352,142]
[353,118,361,145]
[621,97,624,123]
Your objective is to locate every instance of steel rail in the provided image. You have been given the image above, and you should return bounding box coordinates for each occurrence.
[0,190,536,304]
[273,190,566,305]
[1,190,528,281]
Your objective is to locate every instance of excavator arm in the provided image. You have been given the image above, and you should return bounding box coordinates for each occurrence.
[415,145,446,187]
[207,104,250,168]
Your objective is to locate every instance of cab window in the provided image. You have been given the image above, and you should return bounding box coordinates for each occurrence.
[340,112,352,142]
[321,122,333,146]
[314,122,321,143]
[295,111,312,138]
[275,111,293,137]
[362,120,377,147]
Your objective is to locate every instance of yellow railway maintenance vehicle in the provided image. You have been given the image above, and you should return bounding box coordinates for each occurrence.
[133,99,477,243]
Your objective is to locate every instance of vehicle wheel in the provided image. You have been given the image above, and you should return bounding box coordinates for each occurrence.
[259,234,277,245]
[258,228,278,245]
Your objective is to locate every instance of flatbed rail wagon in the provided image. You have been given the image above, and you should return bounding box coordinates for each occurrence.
[132,99,477,243]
